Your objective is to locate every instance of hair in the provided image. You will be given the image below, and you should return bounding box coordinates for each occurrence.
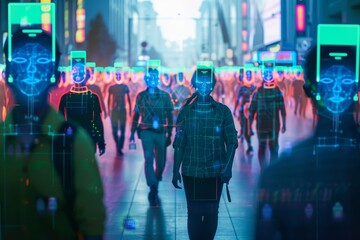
[303,45,317,99]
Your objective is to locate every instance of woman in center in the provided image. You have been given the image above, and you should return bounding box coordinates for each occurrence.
[172,63,238,240]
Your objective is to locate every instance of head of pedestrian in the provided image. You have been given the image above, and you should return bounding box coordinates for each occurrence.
[145,68,160,88]
[303,46,359,115]
[3,27,60,106]
[114,68,124,84]
[177,72,185,86]
[191,67,216,97]
[261,62,275,89]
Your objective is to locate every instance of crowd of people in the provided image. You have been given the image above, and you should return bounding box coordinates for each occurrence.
[1,4,360,239]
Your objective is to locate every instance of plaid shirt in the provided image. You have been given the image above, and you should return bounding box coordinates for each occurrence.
[131,88,174,134]
[173,96,238,178]
[249,85,286,131]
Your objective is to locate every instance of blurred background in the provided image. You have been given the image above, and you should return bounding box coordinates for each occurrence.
[1,0,360,68]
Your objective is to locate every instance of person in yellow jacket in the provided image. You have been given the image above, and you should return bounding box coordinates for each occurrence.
[0,27,106,239]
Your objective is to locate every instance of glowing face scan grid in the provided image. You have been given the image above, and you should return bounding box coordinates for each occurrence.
[10,42,53,97]
[319,65,357,114]
[196,70,213,97]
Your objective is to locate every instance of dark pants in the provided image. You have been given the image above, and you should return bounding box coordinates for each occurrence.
[140,130,166,187]
[239,109,251,147]
[257,130,279,169]
[183,175,224,240]
[111,110,126,152]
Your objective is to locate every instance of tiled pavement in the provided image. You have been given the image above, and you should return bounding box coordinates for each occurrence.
[97,104,314,240]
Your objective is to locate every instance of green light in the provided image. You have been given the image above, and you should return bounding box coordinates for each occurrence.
[354,94,359,102]
[28,33,37,37]
[334,57,342,60]
[329,52,348,57]
[316,93,321,101]
[22,29,43,34]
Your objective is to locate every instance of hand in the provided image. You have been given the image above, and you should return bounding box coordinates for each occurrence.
[98,145,106,156]
[172,172,182,189]
[249,128,254,136]
[166,136,172,147]
[281,126,286,134]
[221,175,231,184]
[129,133,135,142]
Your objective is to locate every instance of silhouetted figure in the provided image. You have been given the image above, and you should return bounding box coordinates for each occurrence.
[255,44,360,239]
[1,26,105,239]
[59,57,106,156]
[248,66,286,170]
[234,69,256,154]
[172,67,238,240]
[130,68,173,207]
[108,69,132,156]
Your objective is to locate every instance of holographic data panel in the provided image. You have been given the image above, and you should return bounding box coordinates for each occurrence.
[7,3,56,96]
[317,24,360,114]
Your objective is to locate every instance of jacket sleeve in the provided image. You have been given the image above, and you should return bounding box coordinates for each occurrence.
[73,128,106,236]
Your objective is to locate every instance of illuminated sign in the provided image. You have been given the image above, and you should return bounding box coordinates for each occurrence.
[76,0,85,43]
[296,4,306,32]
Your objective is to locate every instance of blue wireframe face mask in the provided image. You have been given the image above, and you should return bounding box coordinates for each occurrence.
[145,70,160,88]
[10,43,53,96]
[195,69,213,97]
[319,65,357,113]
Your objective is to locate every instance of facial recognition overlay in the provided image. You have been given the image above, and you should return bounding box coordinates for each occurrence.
[146,60,161,88]
[7,3,56,96]
[195,61,213,97]
[317,25,359,114]
[244,64,254,83]
[261,61,275,88]
[71,51,86,84]
[113,62,124,84]
[239,67,244,81]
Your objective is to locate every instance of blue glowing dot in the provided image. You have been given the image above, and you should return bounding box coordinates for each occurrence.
[153,119,159,129]
[215,126,220,133]
[262,204,272,220]
[213,160,220,169]
[66,127,73,135]
[123,217,137,230]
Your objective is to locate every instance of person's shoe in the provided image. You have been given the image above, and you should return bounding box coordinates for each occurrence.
[117,150,124,156]
[246,146,254,155]
[148,184,159,206]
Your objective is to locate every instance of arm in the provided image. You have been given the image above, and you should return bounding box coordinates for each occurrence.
[172,108,186,188]
[166,94,174,146]
[248,91,258,135]
[73,128,106,238]
[233,88,240,115]
[221,107,238,183]
[130,94,141,141]
[107,91,112,116]
[58,95,66,120]
[93,95,106,155]
[279,90,286,133]
[126,86,132,117]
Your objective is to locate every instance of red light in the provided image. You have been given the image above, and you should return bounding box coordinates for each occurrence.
[242,42,248,52]
[242,2,248,17]
[296,4,306,32]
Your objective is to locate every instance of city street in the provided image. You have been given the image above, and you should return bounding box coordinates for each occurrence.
[99,104,314,239]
